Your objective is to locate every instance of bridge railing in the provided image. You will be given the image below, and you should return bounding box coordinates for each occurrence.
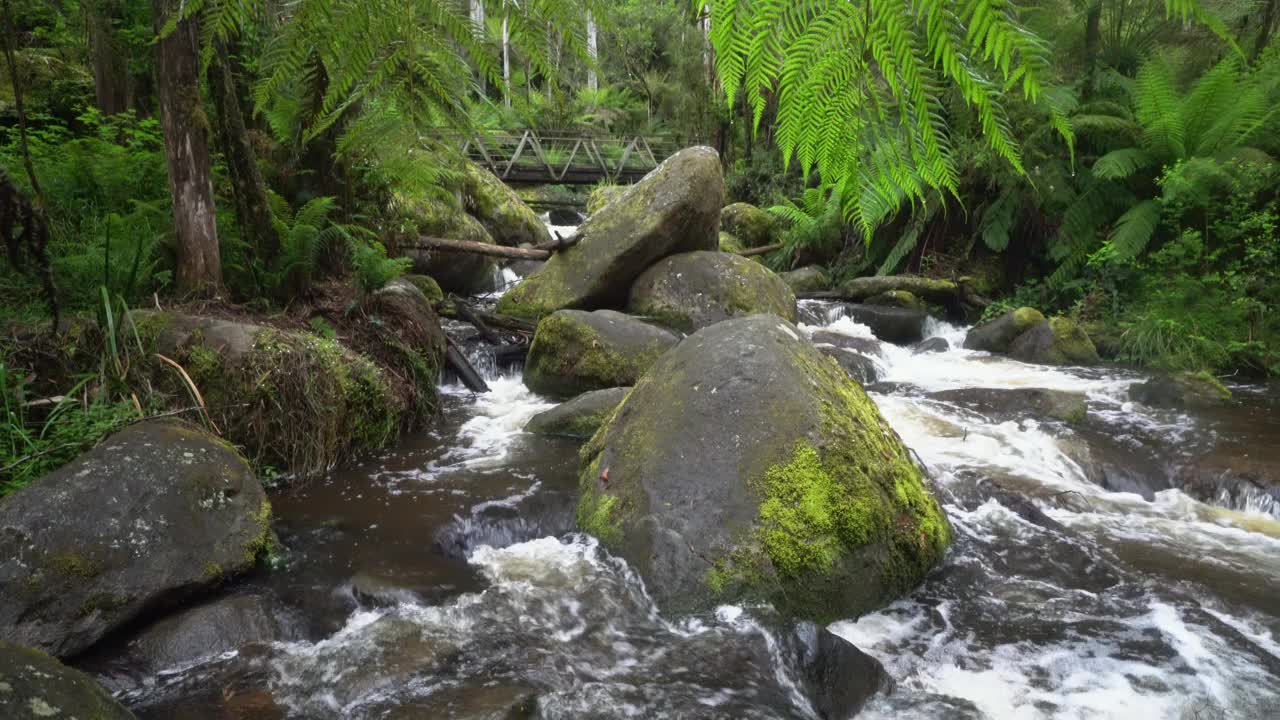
[428,129,685,185]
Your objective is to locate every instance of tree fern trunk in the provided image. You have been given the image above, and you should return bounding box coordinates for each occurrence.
[209,40,277,269]
[502,15,511,107]
[1254,0,1278,63]
[153,0,222,296]
[1083,2,1102,100]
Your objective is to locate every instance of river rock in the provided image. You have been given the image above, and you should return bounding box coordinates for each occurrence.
[720,202,776,247]
[0,420,274,657]
[809,331,884,359]
[397,196,498,294]
[927,388,1087,424]
[963,307,1045,353]
[718,231,745,254]
[496,147,723,319]
[1177,443,1280,517]
[915,336,950,354]
[838,304,928,344]
[780,265,830,293]
[402,273,444,306]
[585,184,625,214]
[576,315,950,621]
[526,387,630,438]
[368,277,449,415]
[1009,317,1100,365]
[1130,371,1232,409]
[524,310,678,398]
[840,275,959,306]
[627,251,796,332]
[817,345,881,385]
[462,162,553,247]
[866,290,929,313]
[122,594,291,673]
[788,624,892,719]
[0,641,136,719]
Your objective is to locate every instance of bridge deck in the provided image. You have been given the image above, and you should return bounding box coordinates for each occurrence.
[434,130,681,185]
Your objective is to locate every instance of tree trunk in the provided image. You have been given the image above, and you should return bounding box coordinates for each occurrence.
[208,41,277,270]
[502,15,511,107]
[1082,2,1102,100]
[86,0,131,114]
[153,0,222,296]
[1255,0,1278,63]
[587,10,598,92]
[470,0,486,94]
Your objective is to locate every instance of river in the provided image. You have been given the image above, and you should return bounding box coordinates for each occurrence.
[87,290,1280,719]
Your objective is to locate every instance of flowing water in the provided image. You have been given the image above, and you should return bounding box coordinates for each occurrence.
[89,294,1280,719]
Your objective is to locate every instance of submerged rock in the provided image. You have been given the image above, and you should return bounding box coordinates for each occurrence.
[720,202,776,247]
[1178,443,1280,517]
[963,307,1045,353]
[1009,317,1100,366]
[1130,371,1232,409]
[122,594,292,673]
[496,147,723,319]
[526,387,631,438]
[927,387,1087,424]
[130,310,406,477]
[627,251,796,332]
[523,310,678,398]
[461,161,553,247]
[809,331,884,359]
[576,315,950,621]
[0,641,135,719]
[838,304,928,344]
[0,420,274,657]
[914,336,950,354]
[779,265,830,293]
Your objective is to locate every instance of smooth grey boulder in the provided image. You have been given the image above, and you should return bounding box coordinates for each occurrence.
[1130,371,1232,409]
[809,331,884,359]
[1008,317,1100,366]
[914,336,950,354]
[122,594,292,673]
[720,202,776,247]
[0,420,274,657]
[627,251,797,332]
[526,387,631,438]
[497,147,723,319]
[788,624,893,720]
[927,387,1087,424]
[816,345,881,385]
[779,265,831,293]
[0,641,135,719]
[839,303,928,344]
[461,161,553,247]
[575,315,950,622]
[523,310,678,398]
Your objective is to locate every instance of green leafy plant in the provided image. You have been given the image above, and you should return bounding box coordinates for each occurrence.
[350,239,411,295]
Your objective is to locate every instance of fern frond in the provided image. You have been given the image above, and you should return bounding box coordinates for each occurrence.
[1093,148,1156,180]
[1104,198,1163,261]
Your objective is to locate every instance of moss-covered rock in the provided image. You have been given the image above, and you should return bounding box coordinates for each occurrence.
[0,641,136,718]
[366,278,448,420]
[840,275,959,306]
[627,251,796,332]
[720,202,776,247]
[1130,371,1232,409]
[403,274,444,306]
[585,185,625,214]
[576,315,950,622]
[718,231,746,254]
[496,147,723,320]
[525,386,631,438]
[524,310,679,398]
[131,310,406,477]
[779,265,830,293]
[394,194,497,294]
[1009,317,1100,365]
[963,307,1045,353]
[865,290,929,313]
[461,161,553,247]
[0,420,275,657]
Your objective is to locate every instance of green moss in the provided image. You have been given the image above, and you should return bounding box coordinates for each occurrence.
[720,202,776,247]
[79,592,128,617]
[1013,307,1046,330]
[242,498,277,566]
[404,274,444,306]
[203,562,224,579]
[718,232,745,254]
[586,185,625,214]
[525,313,668,396]
[49,552,98,578]
[1048,316,1101,364]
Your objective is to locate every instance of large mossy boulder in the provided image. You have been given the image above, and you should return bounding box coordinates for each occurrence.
[963,307,1045,353]
[718,231,746,254]
[0,641,136,719]
[585,185,625,215]
[525,387,631,438]
[1130,371,1232,409]
[461,161,553,247]
[840,275,959,306]
[523,310,679,398]
[496,147,723,319]
[576,315,950,621]
[131,311,405,477]
[0,420,274,657]
[627,251,797,332]
[780,265,830,293]
[1009,317,1100,365]
[720,202,776,247]
[395,195,498,294]
[367,278,449,418]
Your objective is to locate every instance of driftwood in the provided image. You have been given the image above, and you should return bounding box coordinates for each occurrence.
[445,341,490,393]
[737,243,784,257]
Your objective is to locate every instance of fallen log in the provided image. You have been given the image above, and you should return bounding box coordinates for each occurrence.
[737,243,784,257]
[409,237,551,261]
[455,301,502,344]
[445,341,490,393]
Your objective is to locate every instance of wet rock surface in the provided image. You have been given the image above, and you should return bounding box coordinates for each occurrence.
[522,310,678,398]
[837,303,928,344]
[0,420,273,658]
[627,250,797,332]
[525,387,630,438]
[0,640,136,719]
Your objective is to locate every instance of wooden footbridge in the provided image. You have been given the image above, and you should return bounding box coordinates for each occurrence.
[433,129,683,185]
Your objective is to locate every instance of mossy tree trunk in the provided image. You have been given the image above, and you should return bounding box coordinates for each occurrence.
[86,0,132,114]
[153,0,222,296]
[209,39,278,272]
